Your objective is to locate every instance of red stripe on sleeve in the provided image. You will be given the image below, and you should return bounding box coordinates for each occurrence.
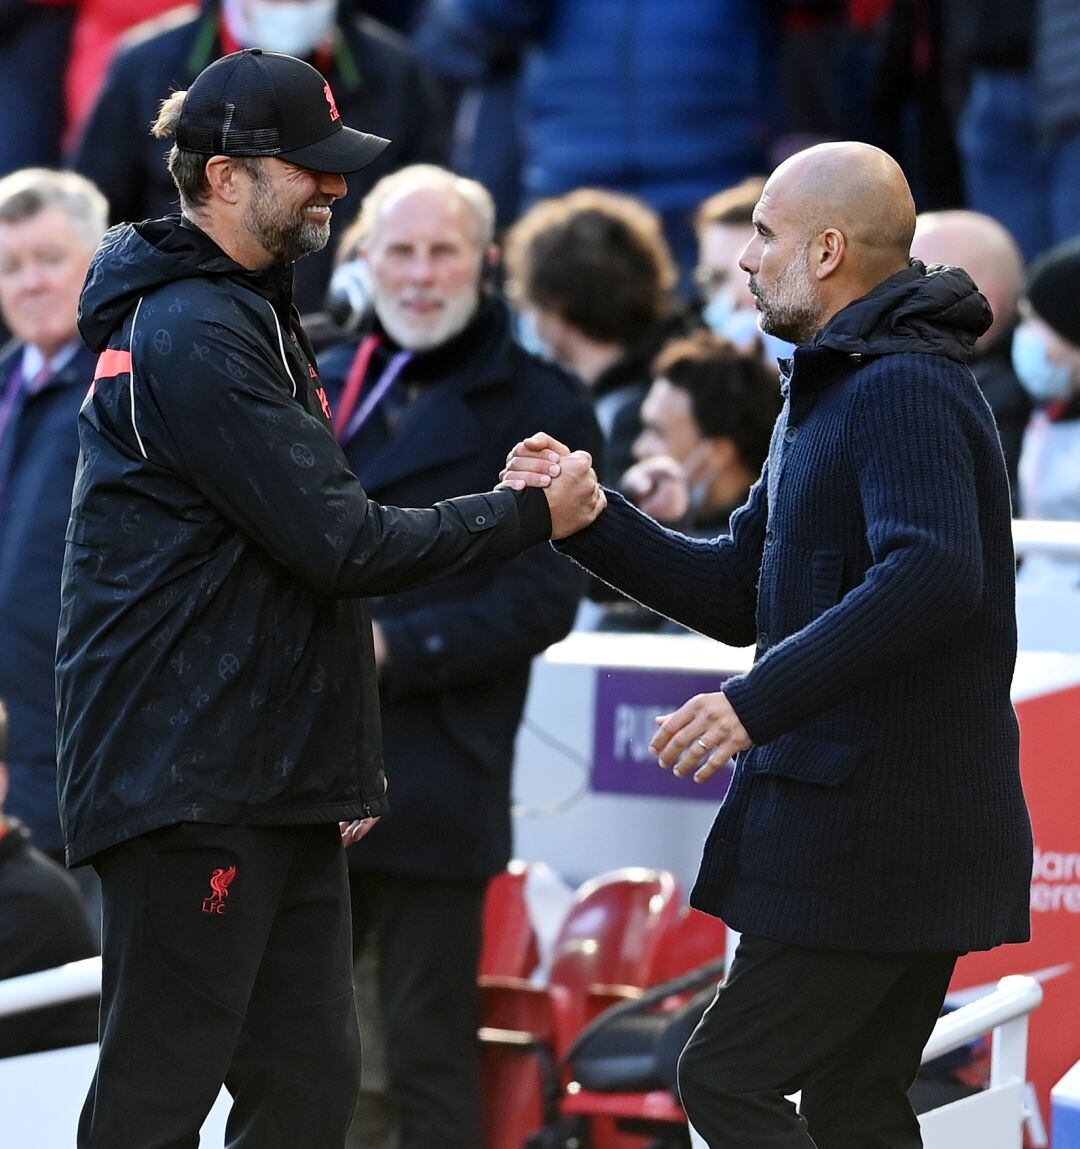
[94,349,133,380]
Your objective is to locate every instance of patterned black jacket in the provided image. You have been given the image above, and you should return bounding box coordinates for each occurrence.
[57,217,548,865]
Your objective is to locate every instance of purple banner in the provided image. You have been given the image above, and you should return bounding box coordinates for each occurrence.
[592,668,735,800]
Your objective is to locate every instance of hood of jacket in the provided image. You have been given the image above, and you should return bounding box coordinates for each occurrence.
[78,216,294,352]
[812,260,992,363]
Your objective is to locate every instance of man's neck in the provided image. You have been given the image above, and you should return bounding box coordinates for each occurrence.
[183,210,272,271]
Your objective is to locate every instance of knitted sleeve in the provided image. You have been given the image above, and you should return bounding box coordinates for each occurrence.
[722,363,987,743]
[554,478,766,645]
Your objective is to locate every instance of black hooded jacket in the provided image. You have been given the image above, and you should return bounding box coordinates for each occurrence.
[57,217,549,865]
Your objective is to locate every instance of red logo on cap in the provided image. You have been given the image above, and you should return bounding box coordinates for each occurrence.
[324,82,340,123]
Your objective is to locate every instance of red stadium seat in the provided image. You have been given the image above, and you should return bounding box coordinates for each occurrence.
[479,860,543,979]
[560,906,730,1149]
[479,867,682,1149]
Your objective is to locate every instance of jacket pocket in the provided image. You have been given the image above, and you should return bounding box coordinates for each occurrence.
[735,733,862,894]
[810,550,844,617]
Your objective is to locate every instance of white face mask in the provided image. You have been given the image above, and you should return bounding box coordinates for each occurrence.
[230,0,337,57]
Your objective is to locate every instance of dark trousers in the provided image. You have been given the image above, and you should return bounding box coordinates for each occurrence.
[349,870,487,1149]
[79,823,360,1149]
[677,935,958,1149]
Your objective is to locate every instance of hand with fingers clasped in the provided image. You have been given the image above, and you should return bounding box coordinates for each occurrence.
[498,431,607,539]
[650,691,753,782]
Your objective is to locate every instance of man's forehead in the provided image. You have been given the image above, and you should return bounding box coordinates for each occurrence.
[375,186,476,241]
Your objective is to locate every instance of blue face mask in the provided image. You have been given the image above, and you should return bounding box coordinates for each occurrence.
[514,309,554,361]
[1011,324,1074,405]
[703,299,796,363]
[702,294,735,336]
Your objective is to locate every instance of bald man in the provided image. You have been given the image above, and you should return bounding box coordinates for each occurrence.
[502,142,1033,1149]
[911,211,1031,505]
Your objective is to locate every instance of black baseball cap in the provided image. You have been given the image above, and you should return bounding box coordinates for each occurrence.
[176,48,390,174]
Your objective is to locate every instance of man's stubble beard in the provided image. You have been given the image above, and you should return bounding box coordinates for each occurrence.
[246,172,331,264]
[752,243,823,346]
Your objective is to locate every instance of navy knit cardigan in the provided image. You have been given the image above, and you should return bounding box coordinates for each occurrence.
[559,263,1033,953]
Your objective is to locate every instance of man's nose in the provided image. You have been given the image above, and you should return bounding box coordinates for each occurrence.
[738,235,759,275]
[320,172,348,198]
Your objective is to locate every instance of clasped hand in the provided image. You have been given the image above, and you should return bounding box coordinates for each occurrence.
[499,432,607,539]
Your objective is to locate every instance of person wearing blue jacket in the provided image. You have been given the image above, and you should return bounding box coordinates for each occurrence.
[501,141,1033,1149]
[0,169,107,895]
[414,0,771,279]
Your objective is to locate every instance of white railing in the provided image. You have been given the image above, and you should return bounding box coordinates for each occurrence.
[0,956,100,1019]
[1013,519,1080,560]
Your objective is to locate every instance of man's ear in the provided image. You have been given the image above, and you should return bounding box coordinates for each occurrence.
[814,227,846,280]
[0,762,8,811]
[205,156,250,206]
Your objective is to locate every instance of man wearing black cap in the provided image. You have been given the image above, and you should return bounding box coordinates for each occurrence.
[57,49,601,1149]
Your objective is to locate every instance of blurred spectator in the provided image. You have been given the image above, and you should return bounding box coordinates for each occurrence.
[911,210,1030,507]
[0,168,105,917]
[62,0,184,152]
[1033,0,1080,246]
[627,333,780,536]
[0,0,75,177]
[413,0,771,282]
[869,0,964,210]
[608,333,780,632]
[941,0,1059,262]
[504,188,690,485]
[317,165,601,1149]
[0,699,100,1060]
[1013,239,1080,587]
[693,176,796,364]
[71,0,448,311]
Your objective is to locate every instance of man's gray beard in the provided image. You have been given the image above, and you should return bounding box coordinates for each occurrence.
[247,179,330,263]
[756,249,822,345]
[374,284,480,352]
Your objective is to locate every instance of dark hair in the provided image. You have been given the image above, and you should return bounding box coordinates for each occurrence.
[152,89,261,210]
[694,176,767,234]
[505,189,676,346]
[652,331,781,472]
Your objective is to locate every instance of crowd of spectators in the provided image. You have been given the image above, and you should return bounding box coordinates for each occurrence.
[1,0,1080,1141]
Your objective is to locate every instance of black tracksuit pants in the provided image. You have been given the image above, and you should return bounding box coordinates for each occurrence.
[677,934,958,1149]
[79,822,360,1149]
[349,870,487,1149]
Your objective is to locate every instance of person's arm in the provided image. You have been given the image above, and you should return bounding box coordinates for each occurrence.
[144,311,553,597]
[501,433,765,644]
[721,366,989,745]
[375,531,585,697]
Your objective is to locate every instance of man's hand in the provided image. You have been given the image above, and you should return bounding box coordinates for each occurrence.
[499,432,606,539]
[371,620,388,673]
[621,455,690,523]
[340,816,380,845]
[649,691,752,782]
[498,432,574,489]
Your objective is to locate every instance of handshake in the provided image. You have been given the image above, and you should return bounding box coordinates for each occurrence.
[498,432,607,540]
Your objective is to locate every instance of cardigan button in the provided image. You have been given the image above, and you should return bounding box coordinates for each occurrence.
[765,529,775,545]
[757,632,769,649]
[784,426,798,442]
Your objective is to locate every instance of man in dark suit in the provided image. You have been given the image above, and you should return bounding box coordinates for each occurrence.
[0,699,100,1060]
[0,168,106,913]
[71,0,448,312]
[319,163,602,1149]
